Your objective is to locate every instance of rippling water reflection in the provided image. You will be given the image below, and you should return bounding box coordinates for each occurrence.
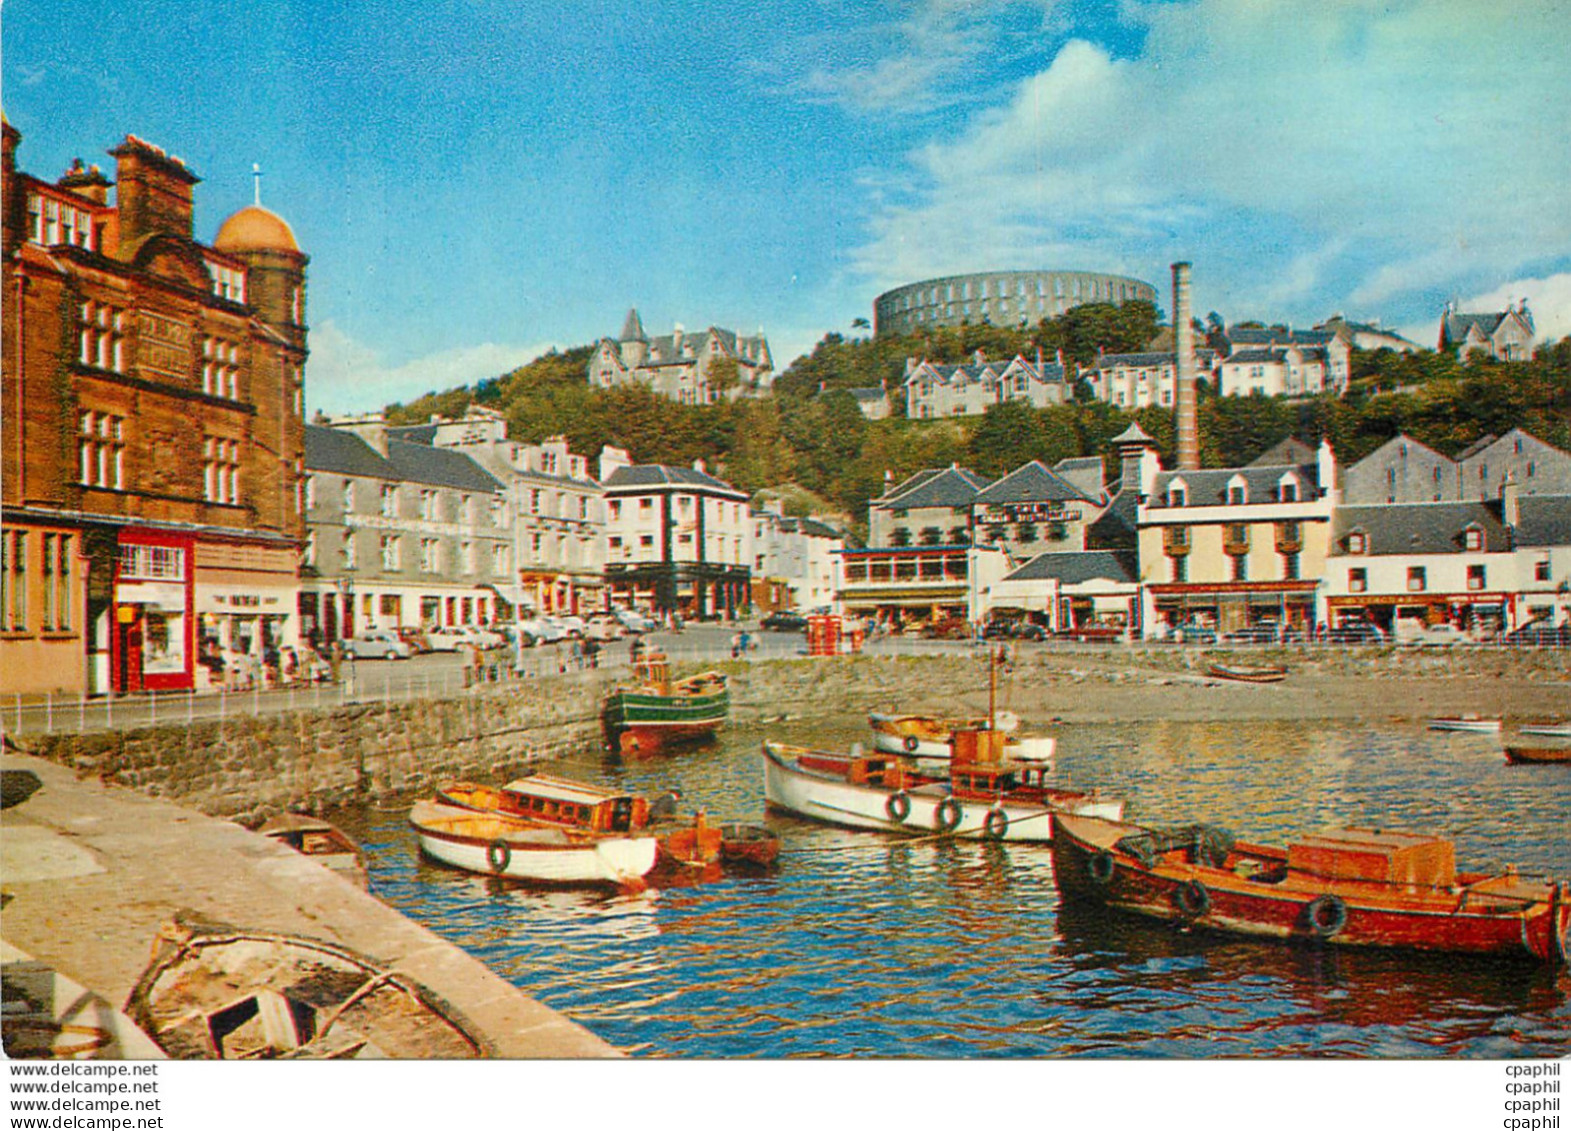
[335,717,1571,1058]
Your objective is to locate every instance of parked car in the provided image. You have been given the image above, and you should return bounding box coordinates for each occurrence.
[517,616,568,645]
[1398,622,1471,647]
[611,607,657,633]
[1325,622,1387,645]
[427,625,503,652]
[545,615,586,639]
[983,619,1046,641]
[345,630,412,660]
[1171,621,1218,644]
[761,610,809,632]
[584,614,624,641]
[919,616,970,640]
[1502,621,1571,647]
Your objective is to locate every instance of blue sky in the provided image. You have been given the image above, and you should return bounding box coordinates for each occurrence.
[6,0,1569,413]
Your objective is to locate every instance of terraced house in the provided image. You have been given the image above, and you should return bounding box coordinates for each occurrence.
[2,123,307,695]
[300,418,514,645]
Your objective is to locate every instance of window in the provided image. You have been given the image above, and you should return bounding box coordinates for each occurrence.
[530,489,542,515]
[420,538,441,573]
[202,338,239,397]
[1231,553,1249,581]
[341,533,357,569]
[579,496,589,520]
[1171,554,1187,583]
[1228,485,1246,505]
[77,412,125,489]
[3,531,27,631]
[1347,532,1366,554]
[1280,482,1298,503]
[79,303,125,373]
[492,544,510,575]
[919,527,942,546]
[1227,524,1249,546]
[1282,552,1300,580]
[1467,564,1486,591]
[203,437,241,505]
[1168,486,1186,507]
[1016,524,1038,544]
[638,498,652,514]
[1277,522,1300,544]
[119,544,184,581]
[379,485,398,517]
[304,530,317,568]
[418,490,438,521]
[1348,567,1367,593]
[343,480,356,511]
[1536,559,1552,582]
[1463,528,1483,551]
[1407,566,1426,592]
[380,535,401,570]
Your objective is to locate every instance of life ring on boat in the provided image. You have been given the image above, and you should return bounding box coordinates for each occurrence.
[885,791,912,824]
[1304,894,1348,938]
[983,807,1009,840]
[1173,880,1210,919]
[1088,851,1117,886]
[934,797,964,833]
[486,838,512,874]
[903,734,922,754]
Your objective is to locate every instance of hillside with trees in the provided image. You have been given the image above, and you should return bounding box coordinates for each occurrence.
[379,310,1571,537]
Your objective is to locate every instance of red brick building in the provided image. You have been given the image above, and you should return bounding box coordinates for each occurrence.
[2,118,308,695]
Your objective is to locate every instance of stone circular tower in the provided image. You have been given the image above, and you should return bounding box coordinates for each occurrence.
[873,269,1156,337]
[214,203,308,347]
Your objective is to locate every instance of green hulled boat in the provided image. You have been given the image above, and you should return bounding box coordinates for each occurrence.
[603,653,728,756]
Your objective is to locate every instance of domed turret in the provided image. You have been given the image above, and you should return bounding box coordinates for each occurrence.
[214,204,299,254]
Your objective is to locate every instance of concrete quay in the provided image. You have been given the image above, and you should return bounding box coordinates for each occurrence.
[0,750,618,1058]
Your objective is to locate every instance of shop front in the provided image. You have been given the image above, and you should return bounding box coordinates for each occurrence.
[1325,591,1512,635]
[1147,581,1319,637]
[112,531,195,693]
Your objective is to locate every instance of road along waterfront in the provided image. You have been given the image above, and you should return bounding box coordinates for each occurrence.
[337,714,1571,1058]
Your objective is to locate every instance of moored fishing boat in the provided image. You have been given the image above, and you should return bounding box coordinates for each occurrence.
[435,775,722,868]
[258,813,369,890]
[1051,814,1570,965]
[1427,715,1503,733]
[1206,662,1287,684]
[1504,746,1571,765]
[602,650,728,756]
[763,729,1122,843]
[867,710,1055,769]
[410,799,659,887]
[1518,722,1571,740]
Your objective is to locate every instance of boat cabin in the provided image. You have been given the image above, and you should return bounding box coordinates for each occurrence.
[798,749,912,790]
[490,775,650,833]
[632,652,671,691]
[1287,828,1456,889]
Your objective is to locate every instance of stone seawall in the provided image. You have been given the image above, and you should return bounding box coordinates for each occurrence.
[20,649,1571,819]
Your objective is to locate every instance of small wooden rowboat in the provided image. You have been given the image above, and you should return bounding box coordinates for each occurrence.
[259,813,369,890]
[410,799,658,887]
[1504,746,1571,765]
[1518,722,1571,740]
[764,729,1122,843]
[1427,715,1503,733]
[1051,814,1570,965]
[1206,663,1287,684]
[867,710,1055,769]
[126,913,488,1058]
[718,823,781,867]
[603,652,728,756]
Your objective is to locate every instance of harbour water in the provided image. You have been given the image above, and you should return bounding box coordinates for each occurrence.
[336,717,1571,1058]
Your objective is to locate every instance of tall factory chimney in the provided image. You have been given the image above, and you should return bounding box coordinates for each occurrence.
[1172,261,1200,471]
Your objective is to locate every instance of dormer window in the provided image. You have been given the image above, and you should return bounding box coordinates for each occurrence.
[1463,527,1483,552]
[1167,484,1187,508]
[1280,480,1298,503]
[1347,532,1367,554]
[1228,486,1246,505]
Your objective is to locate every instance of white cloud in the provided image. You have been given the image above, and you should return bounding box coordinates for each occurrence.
[850,0,1571,325]
[305,320,557,416]
[790,0,1059,115]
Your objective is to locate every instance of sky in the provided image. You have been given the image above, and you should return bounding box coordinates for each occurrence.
[6,0,1570,414]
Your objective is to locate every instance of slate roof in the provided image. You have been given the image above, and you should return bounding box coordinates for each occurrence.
[1089,349,1217,369]
[304,424,396,478]
[878,468,945,503]
[1225,327,1334,349]
[1110,421,1155,446]
[620,307,648,342]
[1441,311,1507,343]
[882,466,992,510]
[1053,456,1106,500]
[905,357,1066,386]
[602,463,746,495]
[385,440,504,493]
[1331,501,1510,555]
[1086,488,1139,549]
[387,423,438,445]
[974,461,1094,506]
[1149,464,1320,508]
[1249,437,1317,467]
[1004,550,1137,585]
[1224,346,1329,367]
[1514,495,1571,548]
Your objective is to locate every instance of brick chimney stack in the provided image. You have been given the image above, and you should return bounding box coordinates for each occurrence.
[108,135,199,257]
[1173,261,1200,471]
